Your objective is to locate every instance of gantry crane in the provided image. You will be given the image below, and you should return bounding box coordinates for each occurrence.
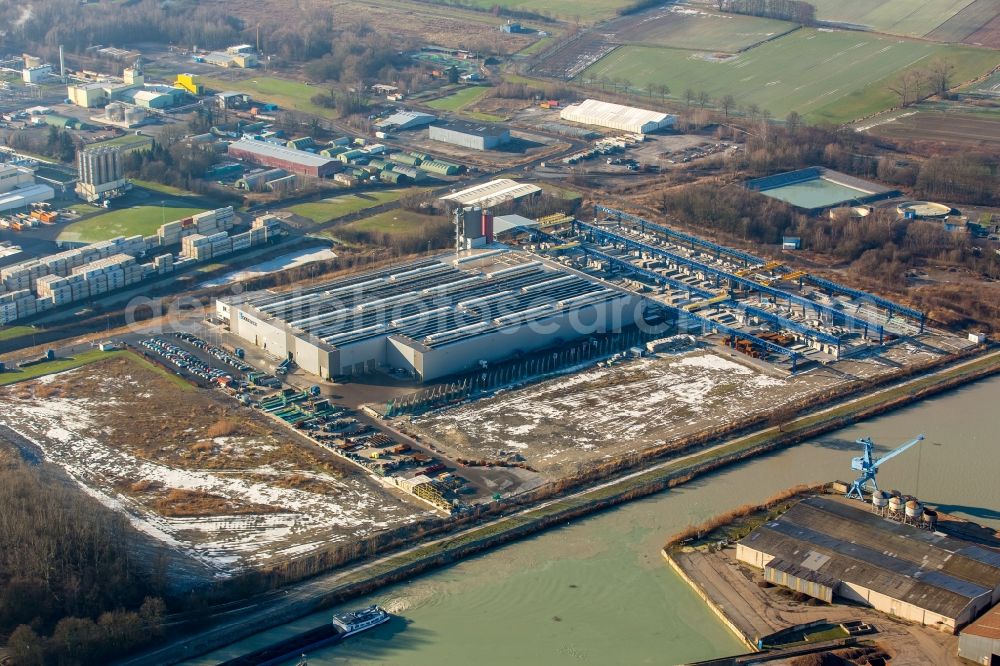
[845,434,924,500]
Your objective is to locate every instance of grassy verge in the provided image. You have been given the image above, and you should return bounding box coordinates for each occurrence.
[131,180,203,198]
[287,189,414,224]
[0,326,37,343]
[427,86,492,112]
[0,350,126,386]
[0,349,194,390]
[196,76,338,119]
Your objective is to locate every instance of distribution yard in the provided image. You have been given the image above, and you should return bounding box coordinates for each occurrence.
[0,354,429,573]
[606,5,795,52]
[57,201,206,242]
[583,28,1000,122]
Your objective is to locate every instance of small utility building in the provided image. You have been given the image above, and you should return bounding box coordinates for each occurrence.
[737,496,1000,633]
[429,120,510,150]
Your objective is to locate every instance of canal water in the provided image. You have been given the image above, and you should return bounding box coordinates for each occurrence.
[192,375,1000,666]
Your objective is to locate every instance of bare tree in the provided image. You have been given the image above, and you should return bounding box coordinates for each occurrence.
[697,90,710,107]
[927,59,955,97]
[889,69,924,107]
[718,94,736,117]
[684,88,695,107]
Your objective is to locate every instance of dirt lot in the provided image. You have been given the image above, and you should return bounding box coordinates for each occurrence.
[0,354,432,574]
[404,343,950,479]
[864,110,1000,149]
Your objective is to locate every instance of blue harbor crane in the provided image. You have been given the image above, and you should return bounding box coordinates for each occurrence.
[845,434,924,500]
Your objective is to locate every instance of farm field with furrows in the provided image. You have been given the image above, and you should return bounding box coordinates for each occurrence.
[424,0,634,22]
[582,28,1000,123]
[204,0,536,52]
[0,355,431,573]
[604,5,796,52]
[804,0,981,37]
[862,110,1000,148]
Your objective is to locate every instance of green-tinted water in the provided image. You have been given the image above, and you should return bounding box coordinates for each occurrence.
[192,376,1000,666]
[761,178,870,209]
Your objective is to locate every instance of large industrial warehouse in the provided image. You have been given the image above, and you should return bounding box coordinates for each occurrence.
[736,496,1000,632]
[227,139,340,177]
[217,250,643,381]
[560,99,675,134]
[429,120,511,150]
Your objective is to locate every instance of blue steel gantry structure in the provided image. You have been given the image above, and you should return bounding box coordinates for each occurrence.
[575,220,882,346]
[522,225,808,368]
[594,205,925,333]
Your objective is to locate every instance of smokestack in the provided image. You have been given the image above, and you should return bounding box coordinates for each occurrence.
[481,211,494,244]
[59,45,65,82]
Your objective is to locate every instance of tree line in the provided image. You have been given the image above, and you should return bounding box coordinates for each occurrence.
[717,0,815,24]
[0,452,167,665]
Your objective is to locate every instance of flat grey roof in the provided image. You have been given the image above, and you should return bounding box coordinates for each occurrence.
[229,253,627,350]
[432,119,509,138]
[739,496,1000,620]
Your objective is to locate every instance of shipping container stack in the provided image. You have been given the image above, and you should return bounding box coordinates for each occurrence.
[250,214,283,244]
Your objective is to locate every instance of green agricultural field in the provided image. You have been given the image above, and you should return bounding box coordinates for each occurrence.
[57,201,205,242]
[615,8,795,52]
[287,189,413,224]
[429,0,633,22]
[338,209,447,236]
[196,76,338,118]
[426,86,492,112]
[805,0,976,37]
[584,29,1000,123]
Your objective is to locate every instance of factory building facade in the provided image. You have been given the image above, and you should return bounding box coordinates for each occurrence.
[736,496,1000,633]
[217,250,645,381]
[429,120,511,150]
[227,139,340,178]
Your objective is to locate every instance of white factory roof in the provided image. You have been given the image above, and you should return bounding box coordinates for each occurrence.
[132,90,166,102]
[560,98,674,134]
[228,139,336,168]
[0,183,54,213]
[441,179,541,208]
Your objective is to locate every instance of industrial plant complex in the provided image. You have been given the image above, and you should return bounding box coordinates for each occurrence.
[218,244,642,381]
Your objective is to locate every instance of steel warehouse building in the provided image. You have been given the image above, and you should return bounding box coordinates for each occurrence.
[736,496,1000,633]
[216,250,644,381]
[959,602,1000,664]
[227,139,340,178]
[429,120,511,150]
[440,179,541,208]
[560,99,675,134]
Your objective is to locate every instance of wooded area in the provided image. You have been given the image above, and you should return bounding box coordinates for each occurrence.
[0,448,167,665]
